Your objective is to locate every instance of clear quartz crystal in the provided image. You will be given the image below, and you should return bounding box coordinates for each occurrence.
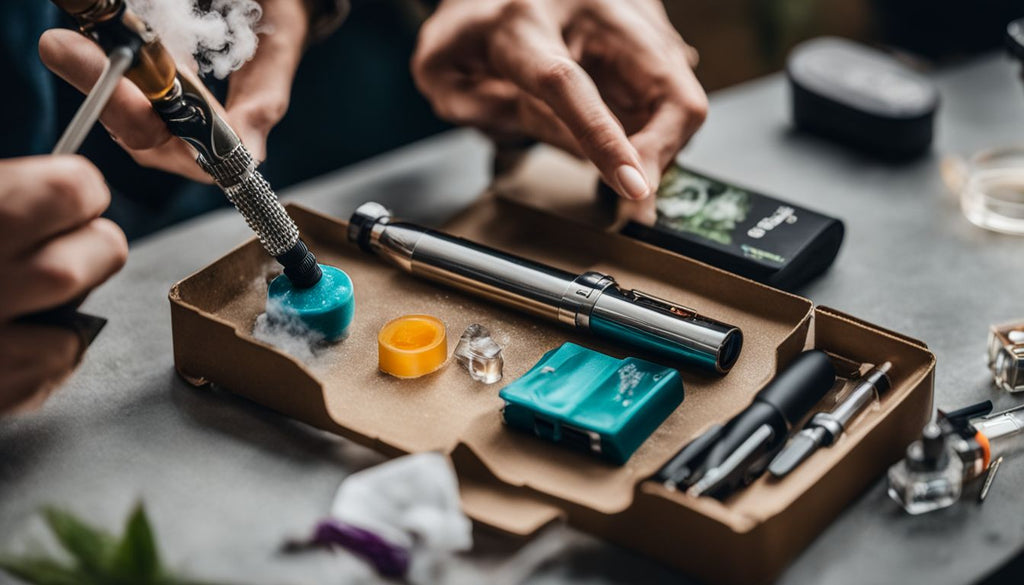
[454,324,503,384]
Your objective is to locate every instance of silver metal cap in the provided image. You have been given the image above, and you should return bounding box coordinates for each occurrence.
[348,202,392,252]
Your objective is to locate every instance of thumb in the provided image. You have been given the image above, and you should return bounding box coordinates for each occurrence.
[617,195,658,228]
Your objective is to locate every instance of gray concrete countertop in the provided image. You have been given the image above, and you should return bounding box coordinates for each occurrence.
[2,54,1023,585]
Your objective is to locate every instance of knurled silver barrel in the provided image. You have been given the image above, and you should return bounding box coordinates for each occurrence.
[201,144,299,258]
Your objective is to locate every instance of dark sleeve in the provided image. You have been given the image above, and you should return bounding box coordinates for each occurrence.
[0,2,59,157]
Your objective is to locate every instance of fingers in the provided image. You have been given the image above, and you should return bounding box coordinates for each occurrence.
[413,7,507,127]
[0,156,110,257]
[488,7,652,200]
[514,93,584,157]
[617,193,659,228]
[0,155,123,414]
[587,9,708,188]
[684,44,700,68]
[0,218,128,322]
[39,29,215,181]
[629,89,705,189]
[124,140,214,184]
[413,0,708,202]
[0,323,80,415]
[224,0,309,161]
[39,29,174,152]
[629,76,707,190]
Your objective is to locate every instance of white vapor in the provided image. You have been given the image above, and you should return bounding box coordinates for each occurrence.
[127,0,262,79]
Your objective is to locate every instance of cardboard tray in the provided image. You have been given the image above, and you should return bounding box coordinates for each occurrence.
[169,152,934,584]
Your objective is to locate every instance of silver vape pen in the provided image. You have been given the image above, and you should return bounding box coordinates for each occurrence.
[348,202,743,373]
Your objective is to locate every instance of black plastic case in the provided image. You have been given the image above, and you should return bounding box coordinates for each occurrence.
[787,37,939,160]
[614,165,845,292]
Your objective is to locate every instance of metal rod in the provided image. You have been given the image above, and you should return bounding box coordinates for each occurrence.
[52,45,134,155]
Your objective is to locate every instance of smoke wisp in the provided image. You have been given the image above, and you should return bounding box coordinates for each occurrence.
[127,0,262,78]
[252,295,330,363]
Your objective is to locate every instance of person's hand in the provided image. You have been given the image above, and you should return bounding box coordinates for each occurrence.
[413,0,707,216]
[38,0,311,182]
[0,156,128,415]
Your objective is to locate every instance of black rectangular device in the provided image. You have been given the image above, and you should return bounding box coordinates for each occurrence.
[613,164,844,291]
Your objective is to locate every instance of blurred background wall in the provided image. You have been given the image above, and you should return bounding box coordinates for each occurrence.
[663,0,1023,91]
[54,0,1024,238]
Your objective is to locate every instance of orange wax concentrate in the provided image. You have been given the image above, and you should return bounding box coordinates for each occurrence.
[377,315,448,378]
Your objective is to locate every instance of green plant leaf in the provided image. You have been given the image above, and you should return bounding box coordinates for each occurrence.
[0,556,86,585]
[3,504,235,585]
[109,503,160,583]
[42,507,115,574]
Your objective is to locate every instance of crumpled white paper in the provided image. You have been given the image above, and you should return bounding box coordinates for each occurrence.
[330,452,473,583]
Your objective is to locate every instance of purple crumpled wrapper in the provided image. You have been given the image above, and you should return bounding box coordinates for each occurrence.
[292,518,411,578]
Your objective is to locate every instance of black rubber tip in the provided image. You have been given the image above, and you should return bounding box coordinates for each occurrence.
[276,240,322,289]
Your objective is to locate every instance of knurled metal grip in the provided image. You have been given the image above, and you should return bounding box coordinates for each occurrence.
[201,144,300,258]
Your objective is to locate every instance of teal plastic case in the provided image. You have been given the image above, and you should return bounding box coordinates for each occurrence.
[499,343,685,464]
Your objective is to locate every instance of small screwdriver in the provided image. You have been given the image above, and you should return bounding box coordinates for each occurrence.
[769,362,892,478]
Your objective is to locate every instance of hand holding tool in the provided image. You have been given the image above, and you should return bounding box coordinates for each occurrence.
[49,0,361,338]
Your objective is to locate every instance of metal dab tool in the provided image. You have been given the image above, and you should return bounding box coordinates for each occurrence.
[51,0,321,289]
[348,202,743,373]
[652,350,836,498]
[53,45,134,155]
[978,456,1003,503]
[15,45,133,338]
[769,361,892,478]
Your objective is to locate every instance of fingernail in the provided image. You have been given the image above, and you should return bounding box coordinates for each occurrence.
[616,164,650,200]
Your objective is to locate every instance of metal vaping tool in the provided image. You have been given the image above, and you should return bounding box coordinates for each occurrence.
[348,203,743,373]
[654,350,835,498]
[51,0,320,288]
[769,362,892,477]
[888,401,1024,514]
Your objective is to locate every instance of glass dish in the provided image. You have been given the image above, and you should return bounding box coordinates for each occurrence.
[958,147,1024,235]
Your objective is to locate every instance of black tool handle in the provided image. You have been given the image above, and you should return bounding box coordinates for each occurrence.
[17,295,85,327]
[14,297,107,347]
[757,350,836,427]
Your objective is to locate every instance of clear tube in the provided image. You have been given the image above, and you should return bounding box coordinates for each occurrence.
[973,406,1024,460]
